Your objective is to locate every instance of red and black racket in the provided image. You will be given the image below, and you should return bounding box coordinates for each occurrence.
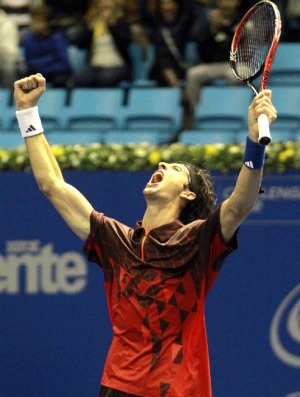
[230,0,281,145]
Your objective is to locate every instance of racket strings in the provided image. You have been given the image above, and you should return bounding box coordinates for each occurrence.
[234,5,275,80]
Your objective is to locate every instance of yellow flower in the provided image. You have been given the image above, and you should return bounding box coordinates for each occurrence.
[148,151,161,165]
[0,150,9,162]
[278,148,295,162]
[204,144,219,158]
[52,145,66,158]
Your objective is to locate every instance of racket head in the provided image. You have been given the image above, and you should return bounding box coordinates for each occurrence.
[230,0,281,93]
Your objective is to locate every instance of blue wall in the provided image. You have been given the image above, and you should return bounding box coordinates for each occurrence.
[1,171,300,397]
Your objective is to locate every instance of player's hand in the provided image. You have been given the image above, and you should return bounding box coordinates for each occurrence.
[248,90,277,142]
[14,73,46,111]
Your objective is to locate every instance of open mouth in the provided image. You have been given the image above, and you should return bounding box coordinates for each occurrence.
[148,171,164,185]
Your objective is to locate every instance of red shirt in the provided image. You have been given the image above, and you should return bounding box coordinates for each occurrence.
[83,206,238,397]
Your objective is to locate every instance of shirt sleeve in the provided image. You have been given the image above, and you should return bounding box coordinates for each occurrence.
[82,209,106,267]
[195,205,239,294]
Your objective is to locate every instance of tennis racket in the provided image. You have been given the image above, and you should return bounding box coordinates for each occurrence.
[230,0,281,145]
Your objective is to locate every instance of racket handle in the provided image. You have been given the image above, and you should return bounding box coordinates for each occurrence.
[258,113,272,146]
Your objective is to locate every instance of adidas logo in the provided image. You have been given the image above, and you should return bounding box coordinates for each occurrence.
[26,125,36,133]
[245,161,254,169]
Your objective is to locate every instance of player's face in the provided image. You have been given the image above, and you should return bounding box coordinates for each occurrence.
[143,162,191,200]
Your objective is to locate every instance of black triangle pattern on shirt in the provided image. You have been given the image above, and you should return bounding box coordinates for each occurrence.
[173,330,182,345]
[168,294,177,306]
[176,283,185,294]
[179,309,189,324]
[156,300,166,314]
[142,314,149,329]
[173,347,183,364]
[116,255,202,385]
[159,318,169,335]
[160,382,170,397]
[150,334,162,371]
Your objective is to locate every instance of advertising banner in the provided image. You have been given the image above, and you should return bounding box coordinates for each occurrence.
[1,171,299,397]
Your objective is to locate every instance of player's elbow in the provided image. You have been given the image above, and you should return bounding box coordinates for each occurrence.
[225,195,254,222]
[38,177,61,199]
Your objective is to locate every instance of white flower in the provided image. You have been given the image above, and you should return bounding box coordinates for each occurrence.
[108,154,117,164]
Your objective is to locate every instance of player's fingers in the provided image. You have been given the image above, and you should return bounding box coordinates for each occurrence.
[256,102,277,123]
[14,77,31,91]
[14,74,45,92]
[32,73,46,87]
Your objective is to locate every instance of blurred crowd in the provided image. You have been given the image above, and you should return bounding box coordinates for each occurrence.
[0,0,297,115]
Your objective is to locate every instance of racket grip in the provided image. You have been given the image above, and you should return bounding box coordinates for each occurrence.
[258,113,272,146]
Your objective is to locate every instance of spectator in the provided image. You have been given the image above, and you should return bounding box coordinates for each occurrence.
[21,4,72,88]
[0,7,20,88]
[189,0,216,39]
[122,0,149,47]
[0,0,41,38]
[282,0,300,41]
[44,0,89,46]
[71,0,132,88]
[141,0,196,87]
[180,0,242,131]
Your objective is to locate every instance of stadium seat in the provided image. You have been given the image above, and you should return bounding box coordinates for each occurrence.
[101,129,172,145]
[0,89,14,130]
[129,43,156,87]
[191,86,252,143]
[122,87,182,141]
[267,86,300,141]
[178,129,238,145]
[10,88,68,131]
[0,131,24,148]
[269,43,300,86]
[184,41,200,68]
[65,88,124,133]
[45,129,102,146]
[67,45,87,74]
[235,86,300,142]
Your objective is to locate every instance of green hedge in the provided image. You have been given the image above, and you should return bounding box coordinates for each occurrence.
[1,141,299,174]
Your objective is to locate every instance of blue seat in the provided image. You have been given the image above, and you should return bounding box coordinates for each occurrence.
[267,86,300,141]
[10,88,68,131]
[129,43,156,86]
[101,129,172,145]
[178,129,238,145]
[192,86,252,142]
[65,88,124,132]
[184,41,200,68]
[122,87,182,138]
[45,129,101,146]
[0,89,14,130]
[269,43,300,86]
[0,131,24,148]
[235,86,300,142]
[67,45,87,74]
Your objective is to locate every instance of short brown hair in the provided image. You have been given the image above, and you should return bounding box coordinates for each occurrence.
[179,163,216,224]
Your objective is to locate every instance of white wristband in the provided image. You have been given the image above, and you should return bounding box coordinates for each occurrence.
[16,106,44,138]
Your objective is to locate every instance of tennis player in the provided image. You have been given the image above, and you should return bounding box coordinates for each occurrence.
[14,73,277,397]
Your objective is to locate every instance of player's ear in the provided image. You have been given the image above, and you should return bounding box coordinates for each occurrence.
[180,190,196,202]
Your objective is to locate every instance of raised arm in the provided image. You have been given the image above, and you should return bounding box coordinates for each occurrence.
[14,74,93,241]
[220,90,277,243]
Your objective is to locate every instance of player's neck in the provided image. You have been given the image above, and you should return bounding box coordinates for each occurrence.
[142,204,179,230]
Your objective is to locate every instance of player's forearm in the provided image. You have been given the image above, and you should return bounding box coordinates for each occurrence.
[230,165,263,216]
[25,134,64,191]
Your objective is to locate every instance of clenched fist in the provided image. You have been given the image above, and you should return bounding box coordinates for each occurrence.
[14,73,46,111]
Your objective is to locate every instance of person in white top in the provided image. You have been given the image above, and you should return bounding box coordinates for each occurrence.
[72,0,132,88]
[0,7,21,88]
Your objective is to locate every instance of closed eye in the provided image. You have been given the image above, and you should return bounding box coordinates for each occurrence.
[173,165,182,172]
